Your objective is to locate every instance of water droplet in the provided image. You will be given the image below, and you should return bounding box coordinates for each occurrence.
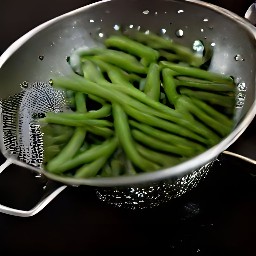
[137,25,141,31]
[237,92,246,100]
[196,249,201,253]
[175,29,184,37]
[155,11,158,15]
[177,9,184,14]
[113,24,120,31]
[99,32,104,38]
[20,81,29,89]
[49,79,53,86]
[193,40,204,55]
[237,82,246,91]
[38,55,44,61]
[201,28,204,32]
[145,30,150,35]
[236,91,246,108]
[143,10,149,15]
[211,42,216,47]
[164,11,167,14]
[161,28,167,34]
[234,54,245,61]
[89,19,95,23]
[203,18,209,22]
[129,24,134,28]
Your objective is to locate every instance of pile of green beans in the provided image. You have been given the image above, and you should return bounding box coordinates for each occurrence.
[40,30,236,178]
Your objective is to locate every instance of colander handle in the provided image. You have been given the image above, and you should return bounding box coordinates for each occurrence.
[0,158,67,217]
[245,2,256,25]
[223,150,256,165]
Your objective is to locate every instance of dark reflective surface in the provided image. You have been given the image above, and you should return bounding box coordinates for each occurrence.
[0,0,256,255]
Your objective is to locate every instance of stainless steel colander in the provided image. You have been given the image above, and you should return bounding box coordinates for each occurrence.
[0,0,256,217]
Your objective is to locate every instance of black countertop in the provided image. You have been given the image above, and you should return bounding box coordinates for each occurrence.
[0,1,256,255]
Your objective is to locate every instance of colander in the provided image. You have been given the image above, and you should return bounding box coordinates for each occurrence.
[0,0,256,217]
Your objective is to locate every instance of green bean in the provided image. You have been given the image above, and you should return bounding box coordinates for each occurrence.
[108,82,183,118]
[51,75,129,107]
[131,129,196,157]
[125,73,142,83]
[175,76,236,92]
[190,98,234,127]
[89,58,141,92]
[143,63,161,101]
[178,96,232,137]
[112,103,160,172]
[75,92,87,112]
[52,74,181,121]
[74,155,109,178]
[124,30,174,49]
[162,68,195,119]
[162,68,180,105]
[87,48,147,74]
[40,115,113,128]
[101,151,137,177]
[159,50,182,62]
[139,78,146,91]
[124,31,205,66]
[43,104,111,120]
[54,73,167,120]
[46,127,86,172]
[113,84,218,144]
[83,58,134,90]
[88,94,106,105]
[108,69,134,88]
[83,125,114,138]
[110,80,221,144]
[44,88,88,169]
[160,61,234,84]
[82,59,141,98]
[86,56,142,83]
[129,120,206,152]
[69,46,107,74]
[105,35,159,65]
[124,160,137,175]
[51,74,219,144]
[92,59,160,101]
[135,143,184,167]
[48,136,118,173]
[82,59,107,83]
[109,159,123,176]
[179,87,235,108]
[100,163,113,177]
[123,104,209,144]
